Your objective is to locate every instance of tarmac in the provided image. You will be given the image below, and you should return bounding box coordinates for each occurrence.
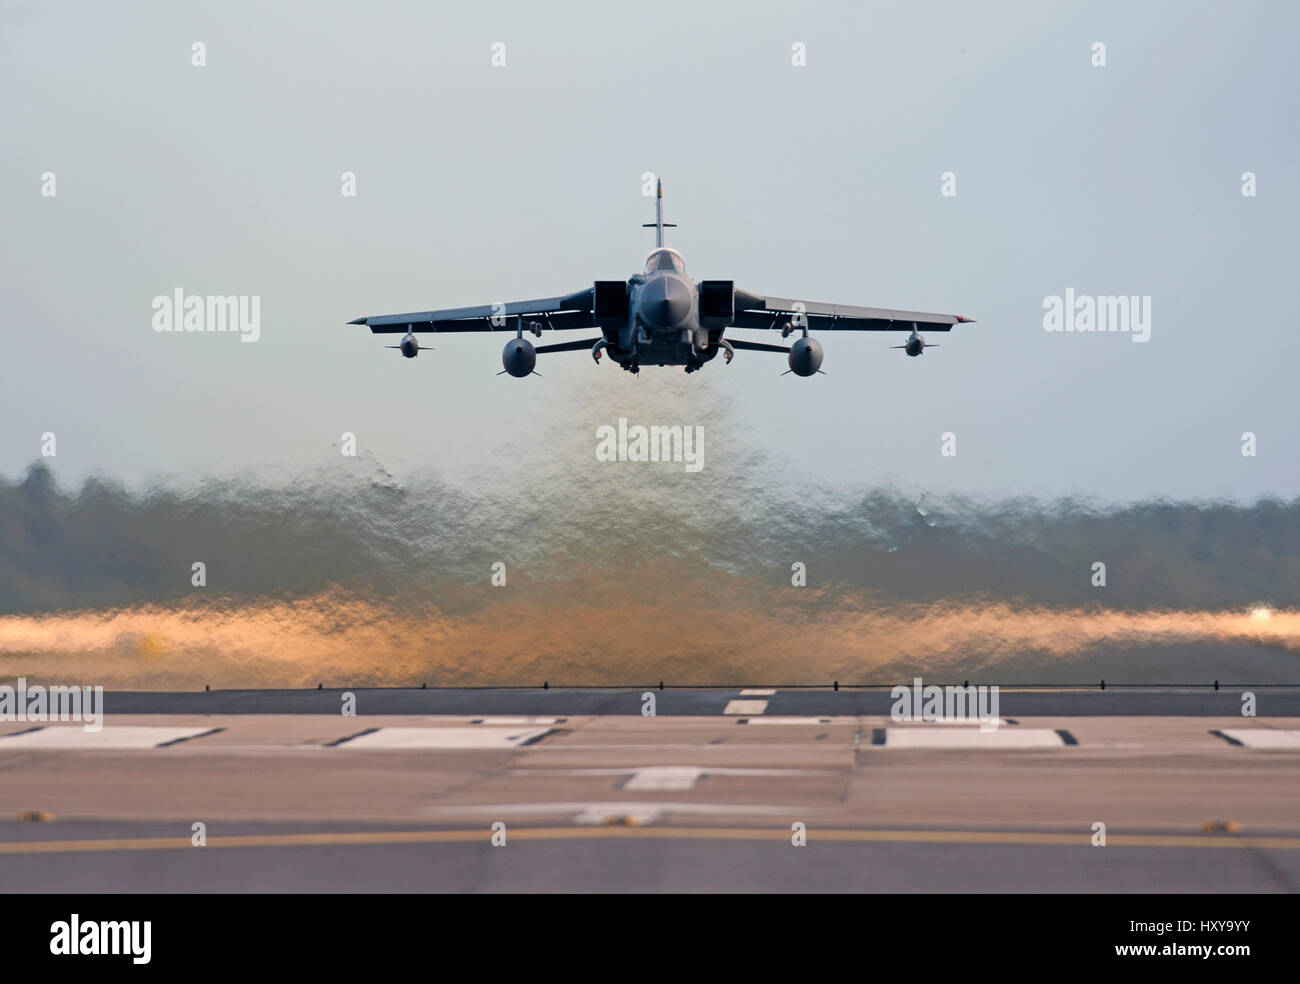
[1,686,1297,892]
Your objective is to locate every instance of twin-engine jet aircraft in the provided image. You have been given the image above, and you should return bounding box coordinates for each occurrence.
[349,181,975,377]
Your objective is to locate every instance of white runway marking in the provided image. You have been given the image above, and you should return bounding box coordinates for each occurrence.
[739,689,776,696]
[897,717,1009,727]
[1219,729,1300,749]
[572,802,804,824]
[335,727,553,749]
[736,716,835,725]
[877,728,1069,749]
[574,805,666,825]
[623,766,705,791]
[518,765,834,791]
[468,717,561,726]
[512,765,831,785]
[723,700,768,715]
[416,801,804,824]
[0,726,215,749]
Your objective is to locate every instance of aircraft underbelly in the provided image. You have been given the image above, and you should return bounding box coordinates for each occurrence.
[636,340,692,365]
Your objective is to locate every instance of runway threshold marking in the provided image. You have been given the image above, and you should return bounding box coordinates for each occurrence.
[3,828,1300,855]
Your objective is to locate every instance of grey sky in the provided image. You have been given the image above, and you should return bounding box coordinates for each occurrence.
[2,0,1297,502]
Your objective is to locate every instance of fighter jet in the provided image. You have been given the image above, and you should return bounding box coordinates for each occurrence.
[348,181,975,377]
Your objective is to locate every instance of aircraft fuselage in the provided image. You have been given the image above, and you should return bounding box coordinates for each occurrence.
[606,251,718,373]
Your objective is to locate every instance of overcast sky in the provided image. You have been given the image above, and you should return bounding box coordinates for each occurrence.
[3,0,1297,504]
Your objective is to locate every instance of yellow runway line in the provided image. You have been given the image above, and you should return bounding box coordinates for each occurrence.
[2,826,1299,854]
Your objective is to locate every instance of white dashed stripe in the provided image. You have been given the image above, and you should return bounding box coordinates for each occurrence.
[574,805,666,825]
[0,726,216,749]
[722,700,768,715]
[334,727,553,749]
[736,716,835,725]
[522,765,833,791]
[1218,729,1300,749]
[896,717,1010,727]
[739,689,776,696]
[623,766,705,790]
[468,717,562,725]
[877,728,1069,749]
[416,801,802,823]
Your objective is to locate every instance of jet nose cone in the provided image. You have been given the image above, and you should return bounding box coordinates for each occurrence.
[642,276,692,328]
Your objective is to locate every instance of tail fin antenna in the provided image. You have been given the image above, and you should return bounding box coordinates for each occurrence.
[640,178,677,246]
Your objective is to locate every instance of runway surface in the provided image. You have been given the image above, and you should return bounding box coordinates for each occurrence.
[4,820,1294,893]
[1,687,1297,892]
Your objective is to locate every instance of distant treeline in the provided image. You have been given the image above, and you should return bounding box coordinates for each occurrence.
[1,461,1296,615]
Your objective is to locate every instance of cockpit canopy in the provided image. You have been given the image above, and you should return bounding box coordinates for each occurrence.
[644,248,685,275]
